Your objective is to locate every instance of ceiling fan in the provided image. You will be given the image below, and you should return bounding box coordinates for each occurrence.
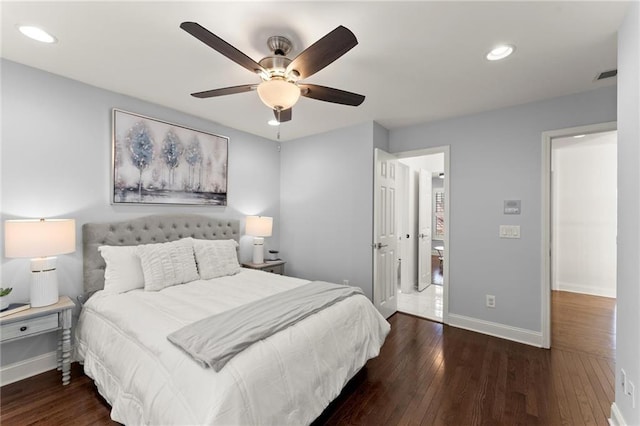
[180,22,365,123]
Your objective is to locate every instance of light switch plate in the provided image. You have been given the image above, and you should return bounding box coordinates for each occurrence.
[500,225,521,239]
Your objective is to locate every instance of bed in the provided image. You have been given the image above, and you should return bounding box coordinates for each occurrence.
[75,214,390,425]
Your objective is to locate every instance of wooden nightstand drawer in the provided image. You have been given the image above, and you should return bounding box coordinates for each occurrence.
[242,260,286,275]
[1,313,58,342]
[262,264,284,275]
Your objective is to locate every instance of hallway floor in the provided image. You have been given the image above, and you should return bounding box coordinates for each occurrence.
[397,284,443,322]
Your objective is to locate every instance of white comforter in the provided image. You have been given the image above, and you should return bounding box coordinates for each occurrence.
[75,269,390,425]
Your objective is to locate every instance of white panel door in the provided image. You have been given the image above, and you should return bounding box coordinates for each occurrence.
[397,162,412,294]
[373,148,398,318]
[417,169,432,291]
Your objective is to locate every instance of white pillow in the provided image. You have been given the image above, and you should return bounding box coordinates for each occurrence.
[136,239,199,291]
[98,245,145,294]
[192,239,241,280]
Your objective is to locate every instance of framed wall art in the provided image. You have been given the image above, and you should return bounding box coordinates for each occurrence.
[112,109,228,206]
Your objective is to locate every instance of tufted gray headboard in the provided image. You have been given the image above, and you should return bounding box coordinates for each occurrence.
[83,214,240,293]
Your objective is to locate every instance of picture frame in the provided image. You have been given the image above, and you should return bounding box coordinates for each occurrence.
[112,109,228,206]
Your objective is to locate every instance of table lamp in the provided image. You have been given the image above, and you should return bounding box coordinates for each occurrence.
[4,218,76,307]
[245,216,273,264]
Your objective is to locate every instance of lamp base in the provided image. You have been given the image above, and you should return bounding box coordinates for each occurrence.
[252,237,265,264]
[30,257,59,307]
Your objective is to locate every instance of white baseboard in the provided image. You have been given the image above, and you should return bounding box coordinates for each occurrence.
[610,402,627,426]
[556,281,616,298]
[448,313,543,347]
[1,350,60,386]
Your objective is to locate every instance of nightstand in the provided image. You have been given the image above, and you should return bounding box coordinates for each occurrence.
[0,296,75,385]
[242,260,286,275]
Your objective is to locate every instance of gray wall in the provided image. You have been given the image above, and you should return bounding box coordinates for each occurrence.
[279,122,381,299]
[615,3,640,424]
[389,85,617,333]
[373,121,390,152]
[0,59,281,366]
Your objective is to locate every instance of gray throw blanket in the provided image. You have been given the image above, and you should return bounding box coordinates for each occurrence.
[167,281,363,371]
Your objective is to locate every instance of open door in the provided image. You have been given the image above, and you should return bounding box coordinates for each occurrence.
[373,148,398,318]
[397,162,412,294]
[417,169,432,291]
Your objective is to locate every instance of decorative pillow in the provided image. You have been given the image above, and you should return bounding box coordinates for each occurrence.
[136,239,199,291]
[98,245,145,294]
[192,238,241,280]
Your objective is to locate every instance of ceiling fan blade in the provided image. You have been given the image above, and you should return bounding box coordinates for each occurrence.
[180,22,266,75]
[286,26,357,80]
[191,84,256,99]
[299,84,365,106]
[274,108,292,123]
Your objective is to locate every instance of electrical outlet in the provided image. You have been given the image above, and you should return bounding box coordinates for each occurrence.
[486,295,496,308]
[343,279,349,286]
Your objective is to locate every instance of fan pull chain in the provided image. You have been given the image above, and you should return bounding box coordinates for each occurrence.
[276,109,281,140]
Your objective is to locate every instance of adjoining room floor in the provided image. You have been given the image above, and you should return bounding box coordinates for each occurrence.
[551,290,616,359]
[397,284,442,322]
[397,254,444,321]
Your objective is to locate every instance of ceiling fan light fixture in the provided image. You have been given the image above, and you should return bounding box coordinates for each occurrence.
[257,79,301,110]
[486,44,515,61]
[256,69,270,80]
[267,119,280,126]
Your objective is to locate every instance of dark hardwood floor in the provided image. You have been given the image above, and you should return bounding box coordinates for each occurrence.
[0,362,116,425]
[318,293,615,425]
[1,291,615,425]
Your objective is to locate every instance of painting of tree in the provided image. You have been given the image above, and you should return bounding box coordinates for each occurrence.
[185,137,203,191]
[161,129,183,187]
[112,109,228,205]
[126,121,154,199]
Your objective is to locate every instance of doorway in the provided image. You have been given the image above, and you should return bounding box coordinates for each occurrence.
[552,131,617,297]
[395,147,449,323]
[541,122,617,348]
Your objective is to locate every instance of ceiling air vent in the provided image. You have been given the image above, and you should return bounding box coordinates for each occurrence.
[595,69,618,81]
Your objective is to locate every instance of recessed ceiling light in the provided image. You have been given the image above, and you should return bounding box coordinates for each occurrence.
[486,44,514,61]
[267,119,280,126]
[18,25,57,43]
[573,134,586,138]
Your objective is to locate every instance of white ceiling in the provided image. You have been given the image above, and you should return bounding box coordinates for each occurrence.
[1,1,629,141]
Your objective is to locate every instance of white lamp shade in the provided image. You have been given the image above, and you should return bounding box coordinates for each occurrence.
[5,219,76,258]
[257,79,301,110]
[246,216,273,237]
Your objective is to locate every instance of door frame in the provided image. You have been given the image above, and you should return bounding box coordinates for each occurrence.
[540,121,616,348]
[393,146,450,324]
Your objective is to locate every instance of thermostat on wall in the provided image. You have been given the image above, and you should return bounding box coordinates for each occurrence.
[504,200,521,215]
